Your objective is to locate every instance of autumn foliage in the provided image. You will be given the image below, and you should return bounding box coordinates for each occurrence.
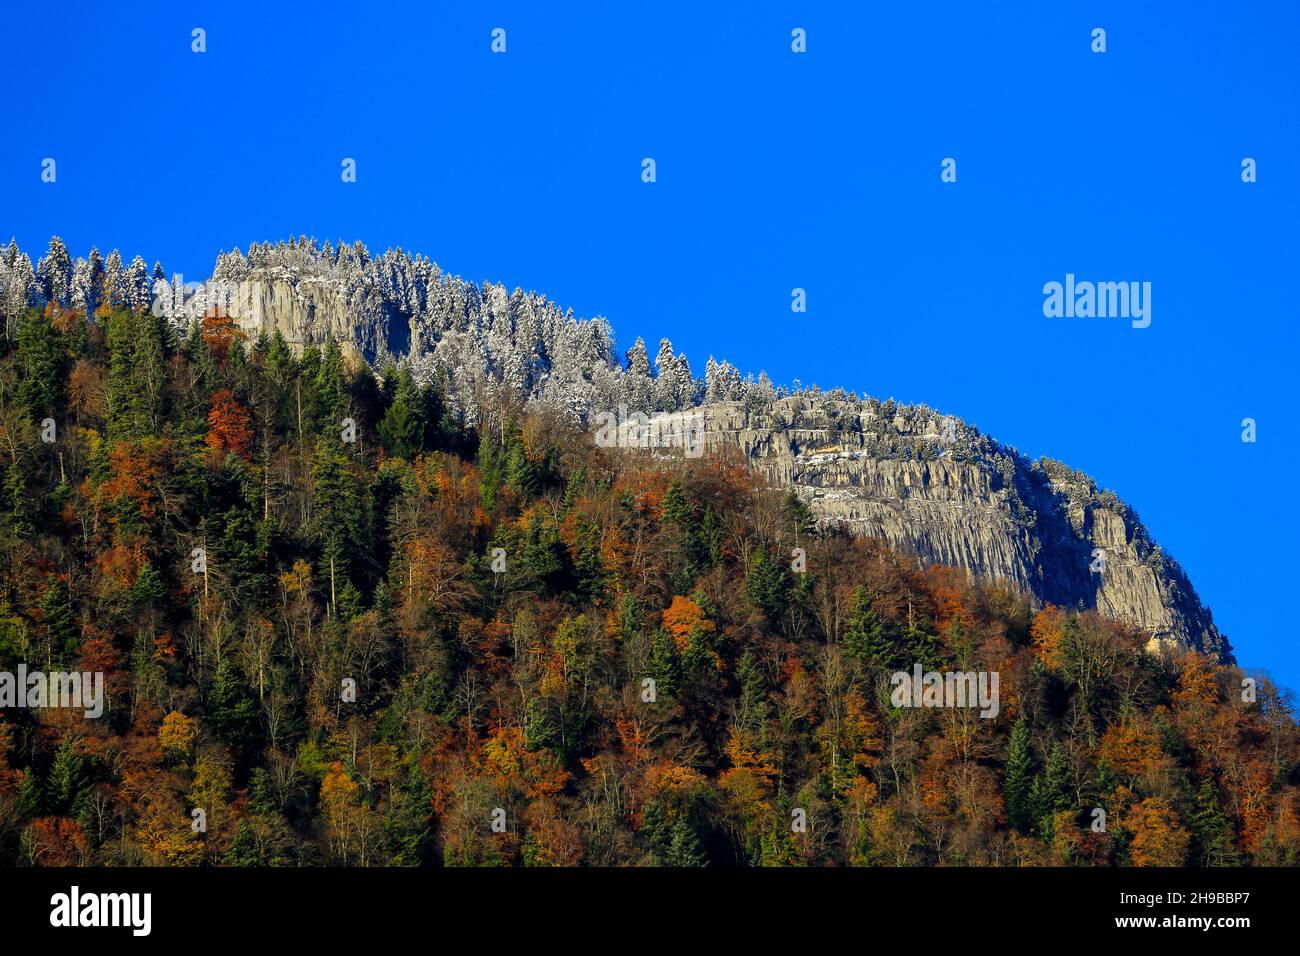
[0,303,1297,868]
[206,389,253,461]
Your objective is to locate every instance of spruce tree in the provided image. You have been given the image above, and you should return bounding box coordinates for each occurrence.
[15,308,66,419]
[783,489,816,541]
[745,549,790,622]
[1189,781,1240,866]
[903,621,941,670]
[477,435,506,512]
[48,738,87,814]
[310,441,367,607]
[616,593,641,643]
[4,463,33,541]
[505,433,540,496]
[208,658,259,746]
[385,761,434,865]
[666,817,708,867]
[314,338,349,429]
[736,648,769,734]
[1004,719,1037,832]
[17,767,43,817]
[843,586,895,669]
[1030,743,1074,836]
[39,576,78,659]
[378,373,422,459]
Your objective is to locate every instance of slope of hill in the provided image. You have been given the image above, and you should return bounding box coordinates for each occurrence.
[0,301,1293,865]
[0,236,1228,658]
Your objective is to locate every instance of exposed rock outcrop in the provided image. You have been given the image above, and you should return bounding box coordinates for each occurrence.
[202,255,1228,660]
[7,235,1227,659]
[693,397,1229,660]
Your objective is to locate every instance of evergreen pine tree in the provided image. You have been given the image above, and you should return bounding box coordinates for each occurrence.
[648,628,681,699]
[1189,781,1240,866]
[208,658,259,746]
[505,433,540,496]
[736,648,769,734]
[48,738,87,814]
[130,562,167,607]
[616,593,641,643]
[39,576,78,659]
[17,767,43,817]
[477,435,506,512]
[1004,718,1037,832]
[1030,742,1074,836]
[745,550,789,622]
[843,586,895,669]
[386,761,435,865]
[311,441,367,609]
[665,816,708,867]
[314,338,349,430]
[903,621,941,670]
[15,308,66,419]
[378,371,423,459]
[783,489,816,541]
[4,462,34,541]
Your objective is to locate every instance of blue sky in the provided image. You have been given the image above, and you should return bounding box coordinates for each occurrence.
[2,1,1297,690]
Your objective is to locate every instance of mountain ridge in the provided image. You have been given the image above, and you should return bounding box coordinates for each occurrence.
[0,235,1230,659]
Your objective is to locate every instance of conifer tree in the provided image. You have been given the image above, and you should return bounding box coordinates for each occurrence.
[15,308,66,419]
[1188,781,1240,866]
[1004,719,1037,832]
[378,370,423,460]
[314,338,349,431]
[1031,743,1074,836]
[843,587,895,669]
[48,738,87,815]
[4,463,33,541]
[736,648,769,735]
[666,817,708,867]
[745,549,789,622]
[39,576,78,660]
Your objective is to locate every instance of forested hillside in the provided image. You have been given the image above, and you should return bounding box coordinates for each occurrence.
[0,302,1296,867]
[0,238,1231,656]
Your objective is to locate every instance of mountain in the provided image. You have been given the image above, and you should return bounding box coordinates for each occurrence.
[0,236,1229,659]
[5,240,1290,871]
[692,400,1228,660]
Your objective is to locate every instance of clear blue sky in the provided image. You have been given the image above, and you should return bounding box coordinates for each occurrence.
[2,1,1297,691]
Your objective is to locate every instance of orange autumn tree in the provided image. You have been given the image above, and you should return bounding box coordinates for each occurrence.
[159,711,197,765]
[23,817,91,866]
[662,595,715,652]
[200,308,245,360]
[1029,604,1069,667]
[1098,716,1171,789]
[206,389,253,461]
[1126,797,1190,866]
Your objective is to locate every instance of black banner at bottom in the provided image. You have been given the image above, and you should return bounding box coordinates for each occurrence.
[4,865,1289,943]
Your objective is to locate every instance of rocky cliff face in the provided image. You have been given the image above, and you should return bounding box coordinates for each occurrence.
[198,272,412,367]
[692,398,1230,660]
[17,237,1221,659]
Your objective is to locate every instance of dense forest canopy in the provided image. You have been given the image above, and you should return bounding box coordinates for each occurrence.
[0,297,1296,867]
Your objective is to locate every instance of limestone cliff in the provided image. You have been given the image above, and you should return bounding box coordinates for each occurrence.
[693,397,1230,660]
[137,241,1229,660]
